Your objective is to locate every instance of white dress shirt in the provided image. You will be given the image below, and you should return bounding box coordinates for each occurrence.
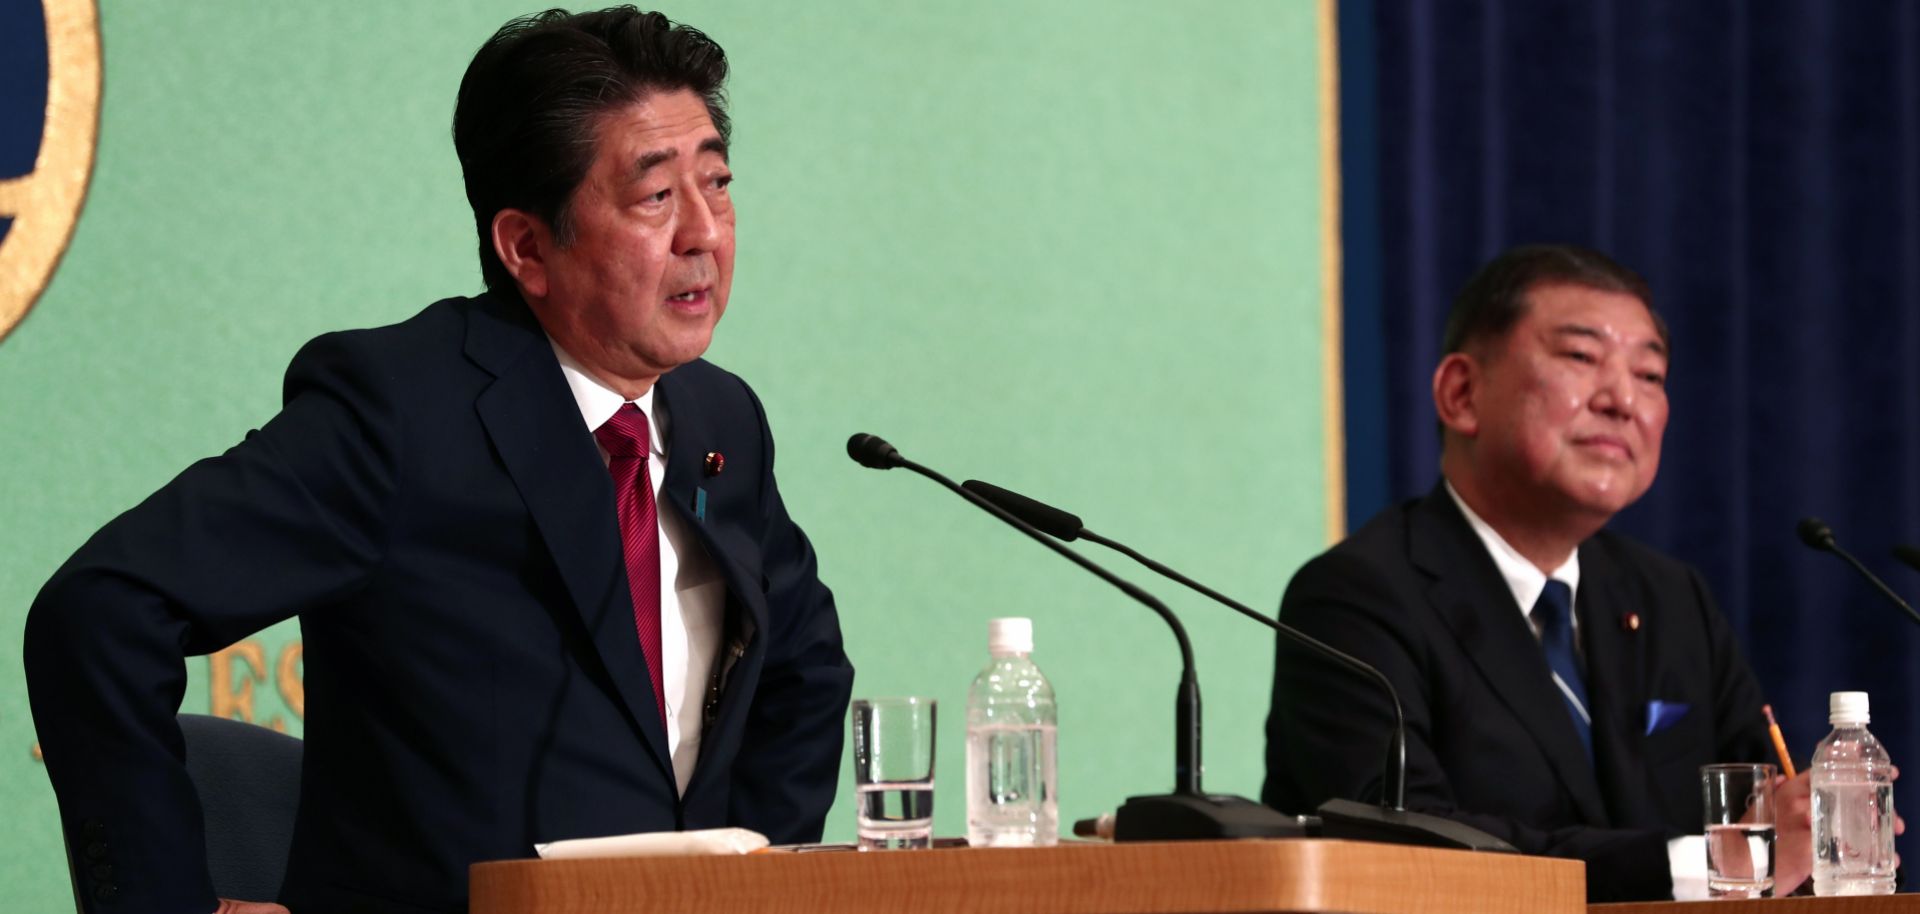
[1444,480,1581,637]
[551,341,725,796]
[1444,479,1707,900]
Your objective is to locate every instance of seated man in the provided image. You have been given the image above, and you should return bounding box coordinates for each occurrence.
[1264,244,1809,900]
[25,9,852,914]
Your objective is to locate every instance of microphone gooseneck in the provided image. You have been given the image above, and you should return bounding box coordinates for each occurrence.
[850,435,1202,797]
[959,476,1518,853]
[1081,527,1409,813]
[961,480,1084,541]
[966,478,1407,811]
[1796,517,1920,627]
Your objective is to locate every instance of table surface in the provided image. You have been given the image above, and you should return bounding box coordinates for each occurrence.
[469,838,1584,914]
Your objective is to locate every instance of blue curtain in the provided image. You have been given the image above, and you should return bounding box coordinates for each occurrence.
[1343,0,1920,867]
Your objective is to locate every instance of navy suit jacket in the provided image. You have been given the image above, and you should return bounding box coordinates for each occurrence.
[25,293,855,914]
[1263,484,1770,902]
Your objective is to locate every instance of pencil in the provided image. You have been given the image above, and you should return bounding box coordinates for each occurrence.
[1763,704,1797,778]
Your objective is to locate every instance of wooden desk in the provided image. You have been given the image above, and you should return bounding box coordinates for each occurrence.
[470,839,1582,914]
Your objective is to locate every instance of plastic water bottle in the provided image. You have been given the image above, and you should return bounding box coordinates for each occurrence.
[965,617,1058,847]
[1811,691,1897,896]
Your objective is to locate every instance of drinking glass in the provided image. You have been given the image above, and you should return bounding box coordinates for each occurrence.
[852,697,936,850]
[1703,763,1777,899]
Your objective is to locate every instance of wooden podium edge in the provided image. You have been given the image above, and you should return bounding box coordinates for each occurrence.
[471,838,1584,914]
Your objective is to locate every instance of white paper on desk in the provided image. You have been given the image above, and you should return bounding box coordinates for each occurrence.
[535,827,770,860]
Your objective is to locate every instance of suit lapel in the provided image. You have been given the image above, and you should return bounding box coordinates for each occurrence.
[1577,541,1660,827]
[652,372,712,553]
[1411,486,1609,825]
[653,372,768,644]
[652,372,770,800]
[464,296,673,779]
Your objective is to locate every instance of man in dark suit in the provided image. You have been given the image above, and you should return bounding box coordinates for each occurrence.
[1264,245,1813,901]
[24,10,853,914]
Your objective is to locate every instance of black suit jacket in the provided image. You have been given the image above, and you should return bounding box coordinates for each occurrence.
[25,293,855,914]
[1264,484,1770,902]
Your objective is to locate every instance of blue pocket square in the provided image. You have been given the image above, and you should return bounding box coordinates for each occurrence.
[1646,700,1691,736]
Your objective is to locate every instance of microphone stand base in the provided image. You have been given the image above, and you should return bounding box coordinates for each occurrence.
[1114,792,1315,841]
[1313,798,1516,852]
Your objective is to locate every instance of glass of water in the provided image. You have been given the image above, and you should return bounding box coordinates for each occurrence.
[1703,763,1777,898]
[852,697,936,850]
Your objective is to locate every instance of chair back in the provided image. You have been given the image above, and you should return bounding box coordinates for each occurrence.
[177,713,304,902]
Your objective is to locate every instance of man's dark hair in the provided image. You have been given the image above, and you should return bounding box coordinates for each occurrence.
[1442,244,1666,356]
[453,7,730,296]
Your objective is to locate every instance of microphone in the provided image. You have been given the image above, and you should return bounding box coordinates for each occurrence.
[1895,544,1920,574]
[1797,518,1920,627]
[846,433,902,469]
[848,434,1309,841]
[962,478,1516,852]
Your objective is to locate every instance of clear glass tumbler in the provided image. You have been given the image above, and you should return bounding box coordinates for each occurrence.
[851,697,936,850]
[1702,762,1777,899]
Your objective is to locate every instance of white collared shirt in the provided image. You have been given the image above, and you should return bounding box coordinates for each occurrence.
[1443,479,1580,640]
[551,341,725,796]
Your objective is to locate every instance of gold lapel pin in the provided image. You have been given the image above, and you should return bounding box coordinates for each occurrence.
[1622,612,1641,632]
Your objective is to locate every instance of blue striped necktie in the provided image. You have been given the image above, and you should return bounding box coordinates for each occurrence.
[1532,580,1593,763]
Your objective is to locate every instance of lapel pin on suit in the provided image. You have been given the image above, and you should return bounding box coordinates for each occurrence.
[1622,611,1641,632]
[695,452,722,522]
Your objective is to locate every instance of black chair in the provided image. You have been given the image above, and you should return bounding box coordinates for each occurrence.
[63,714,303,912]
[177,713,304,903]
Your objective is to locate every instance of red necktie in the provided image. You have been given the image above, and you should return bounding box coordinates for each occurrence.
[593,404,666,725]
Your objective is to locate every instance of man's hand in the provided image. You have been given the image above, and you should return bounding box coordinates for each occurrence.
[1772,771,1813,895]
[214,899,289,914]
[1891,764,1906,855]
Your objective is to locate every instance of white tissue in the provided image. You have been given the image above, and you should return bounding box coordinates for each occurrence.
[534,827,770,860]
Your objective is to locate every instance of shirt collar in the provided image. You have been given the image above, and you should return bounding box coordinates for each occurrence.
[1444,478,1581,621]
[549,338,668,459]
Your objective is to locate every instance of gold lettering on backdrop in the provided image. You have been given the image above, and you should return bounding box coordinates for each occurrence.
[207,640,306,732]
[208,640,282,731]
[277,641,305,719]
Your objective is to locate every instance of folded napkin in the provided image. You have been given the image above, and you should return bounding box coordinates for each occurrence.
[535,827,770,860]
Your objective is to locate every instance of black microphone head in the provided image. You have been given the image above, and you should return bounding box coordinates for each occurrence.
[961,479,1085,540]
[1894,544,1920,573]
[846,433,903,470]
[1797,517,1837,552]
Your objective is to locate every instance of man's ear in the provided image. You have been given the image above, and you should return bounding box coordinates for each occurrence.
[1432,352,1481,438]
[491,209,551,300]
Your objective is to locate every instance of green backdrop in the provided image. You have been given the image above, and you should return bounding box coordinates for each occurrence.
[0,1,1332,906]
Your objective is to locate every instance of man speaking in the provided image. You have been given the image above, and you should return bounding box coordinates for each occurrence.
[25,9,853,914]
[1265,245,1816,900]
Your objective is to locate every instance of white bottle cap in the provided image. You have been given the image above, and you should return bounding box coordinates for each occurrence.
[1830,691,1871,726]
[988,617,1033,655]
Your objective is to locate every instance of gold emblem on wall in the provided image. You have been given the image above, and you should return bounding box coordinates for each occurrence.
[209,639,306,732]
[0,0,101,344]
